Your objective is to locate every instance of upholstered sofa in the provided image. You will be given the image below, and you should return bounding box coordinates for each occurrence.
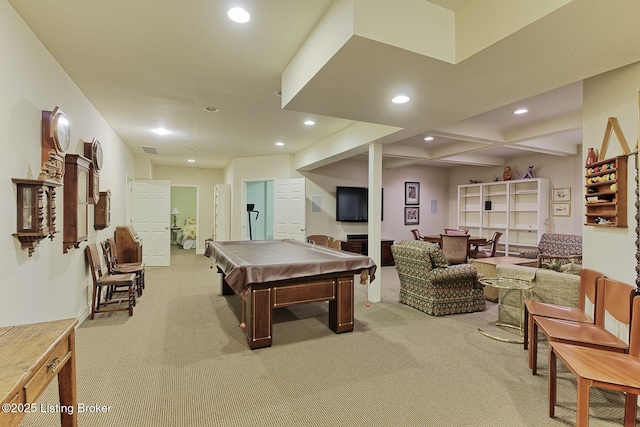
[496,264,581,326]
[519,233,582,269]
[391,240,486,316]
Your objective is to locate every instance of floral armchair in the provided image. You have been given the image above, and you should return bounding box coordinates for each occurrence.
[391,240,486,316]
[519,233,582,270]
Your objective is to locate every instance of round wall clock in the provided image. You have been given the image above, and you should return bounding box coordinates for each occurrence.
[51,107,70,153]
[92,138,103,171]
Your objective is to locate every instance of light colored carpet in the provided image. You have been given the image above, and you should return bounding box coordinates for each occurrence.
[20,246,634,426]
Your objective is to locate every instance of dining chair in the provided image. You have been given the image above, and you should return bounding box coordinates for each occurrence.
[444,228,469,235]
[85,244,136,319]
[307,235,330,246]
[530,277,636,375]
[439,234,470,265]
[548,295,640,427]
[524,268,602,352]
[410,229,422,240]
[472,231,503,258]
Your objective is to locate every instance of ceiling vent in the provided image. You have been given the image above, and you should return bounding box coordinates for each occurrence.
[141,145,158,154]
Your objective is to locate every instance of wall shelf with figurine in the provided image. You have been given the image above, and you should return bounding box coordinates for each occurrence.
[584,155,627,227]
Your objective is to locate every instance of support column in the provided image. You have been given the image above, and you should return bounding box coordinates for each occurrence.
[368,143,382,303]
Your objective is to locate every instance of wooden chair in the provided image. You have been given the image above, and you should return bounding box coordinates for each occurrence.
[328,237,341,249]
[548,295,640,426]
[525,268,602,353]
[108,237,145,293]
[444,228,469,235]
[410,229,422,240]
[440,234,470,265]
[472,231,502,258]
[86,244,136,319]
[102,239,145,297]
[530,277,636,375]
[307,235,330,246]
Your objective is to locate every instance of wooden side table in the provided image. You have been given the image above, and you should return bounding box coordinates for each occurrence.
[170,226,181,244]
[0,318,78,427]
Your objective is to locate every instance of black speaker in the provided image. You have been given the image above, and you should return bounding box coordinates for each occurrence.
[484,201,492,210]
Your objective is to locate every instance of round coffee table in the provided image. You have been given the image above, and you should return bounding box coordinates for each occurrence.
[479,277,533,344]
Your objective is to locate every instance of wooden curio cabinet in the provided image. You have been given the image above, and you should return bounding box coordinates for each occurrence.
[94,190,111,230]
[63,154,91,253]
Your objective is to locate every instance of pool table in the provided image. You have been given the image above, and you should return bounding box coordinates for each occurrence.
[205,239,377,349]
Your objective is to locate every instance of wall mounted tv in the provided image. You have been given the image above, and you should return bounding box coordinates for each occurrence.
[335,186,383,222]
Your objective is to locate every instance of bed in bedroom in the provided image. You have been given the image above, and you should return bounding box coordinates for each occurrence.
[180,217,197,249]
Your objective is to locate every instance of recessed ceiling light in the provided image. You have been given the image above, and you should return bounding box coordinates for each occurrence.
[152,128,171,135]
[204,106,219,112]
[424,136,434,141]
[187,159,195,163]
[392,95,410,104]
[514,108,528,115]
[275,142,284,146]
[304,120,315,126]
[228,7,250,23]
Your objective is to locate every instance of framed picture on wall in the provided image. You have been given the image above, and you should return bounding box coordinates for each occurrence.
[404,207,420,225]
[405,182,420,205]
[552,187,571,202]
[553,203,571,217]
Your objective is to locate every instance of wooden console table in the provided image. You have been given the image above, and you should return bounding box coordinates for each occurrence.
[341,239,395,266]
[0,318,78,427]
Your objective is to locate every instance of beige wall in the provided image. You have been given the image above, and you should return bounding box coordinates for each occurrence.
[153,165,223,254]
[302,159,450,242]
[2,1,136,326]
[582,62,639,285]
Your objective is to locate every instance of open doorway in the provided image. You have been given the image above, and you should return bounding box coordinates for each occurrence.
[244,180,274,240]
[170,185,198,252]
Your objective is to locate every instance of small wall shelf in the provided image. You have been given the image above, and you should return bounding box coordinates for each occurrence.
[584,155,627,227]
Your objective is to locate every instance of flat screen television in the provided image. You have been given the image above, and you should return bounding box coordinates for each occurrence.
[335,186,383,222]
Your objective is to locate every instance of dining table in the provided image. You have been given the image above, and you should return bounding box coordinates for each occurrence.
[422,235,488,247]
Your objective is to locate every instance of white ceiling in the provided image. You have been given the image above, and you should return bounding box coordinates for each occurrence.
[7,0,640,170]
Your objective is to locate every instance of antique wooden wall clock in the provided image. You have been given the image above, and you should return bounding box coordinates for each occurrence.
[12,178,62,256]
[84,138,103,204]
[63,154,91,253]
[40,107,70,183]
[94,190,111,230]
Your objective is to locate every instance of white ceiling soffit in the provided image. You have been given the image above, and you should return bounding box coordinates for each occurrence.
[285,0,639,170]
[7,0,640,170]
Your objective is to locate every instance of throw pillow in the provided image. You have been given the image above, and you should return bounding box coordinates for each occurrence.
[560,262,582,275]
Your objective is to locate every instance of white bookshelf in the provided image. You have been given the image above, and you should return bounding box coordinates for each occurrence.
[457,178,549,256]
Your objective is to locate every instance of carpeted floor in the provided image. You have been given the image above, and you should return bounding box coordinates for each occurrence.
[20,245,634,426]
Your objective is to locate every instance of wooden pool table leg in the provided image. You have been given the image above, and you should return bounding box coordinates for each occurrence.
[329,275,354,333]
[246,287,273,350]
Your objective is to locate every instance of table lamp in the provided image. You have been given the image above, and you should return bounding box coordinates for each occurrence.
[171,207,180,227]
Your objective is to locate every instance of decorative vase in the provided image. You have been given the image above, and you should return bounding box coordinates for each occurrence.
[586,147,598,165]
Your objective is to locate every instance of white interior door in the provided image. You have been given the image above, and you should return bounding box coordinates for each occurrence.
[274,178,306,241]
[132,180,171,266]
